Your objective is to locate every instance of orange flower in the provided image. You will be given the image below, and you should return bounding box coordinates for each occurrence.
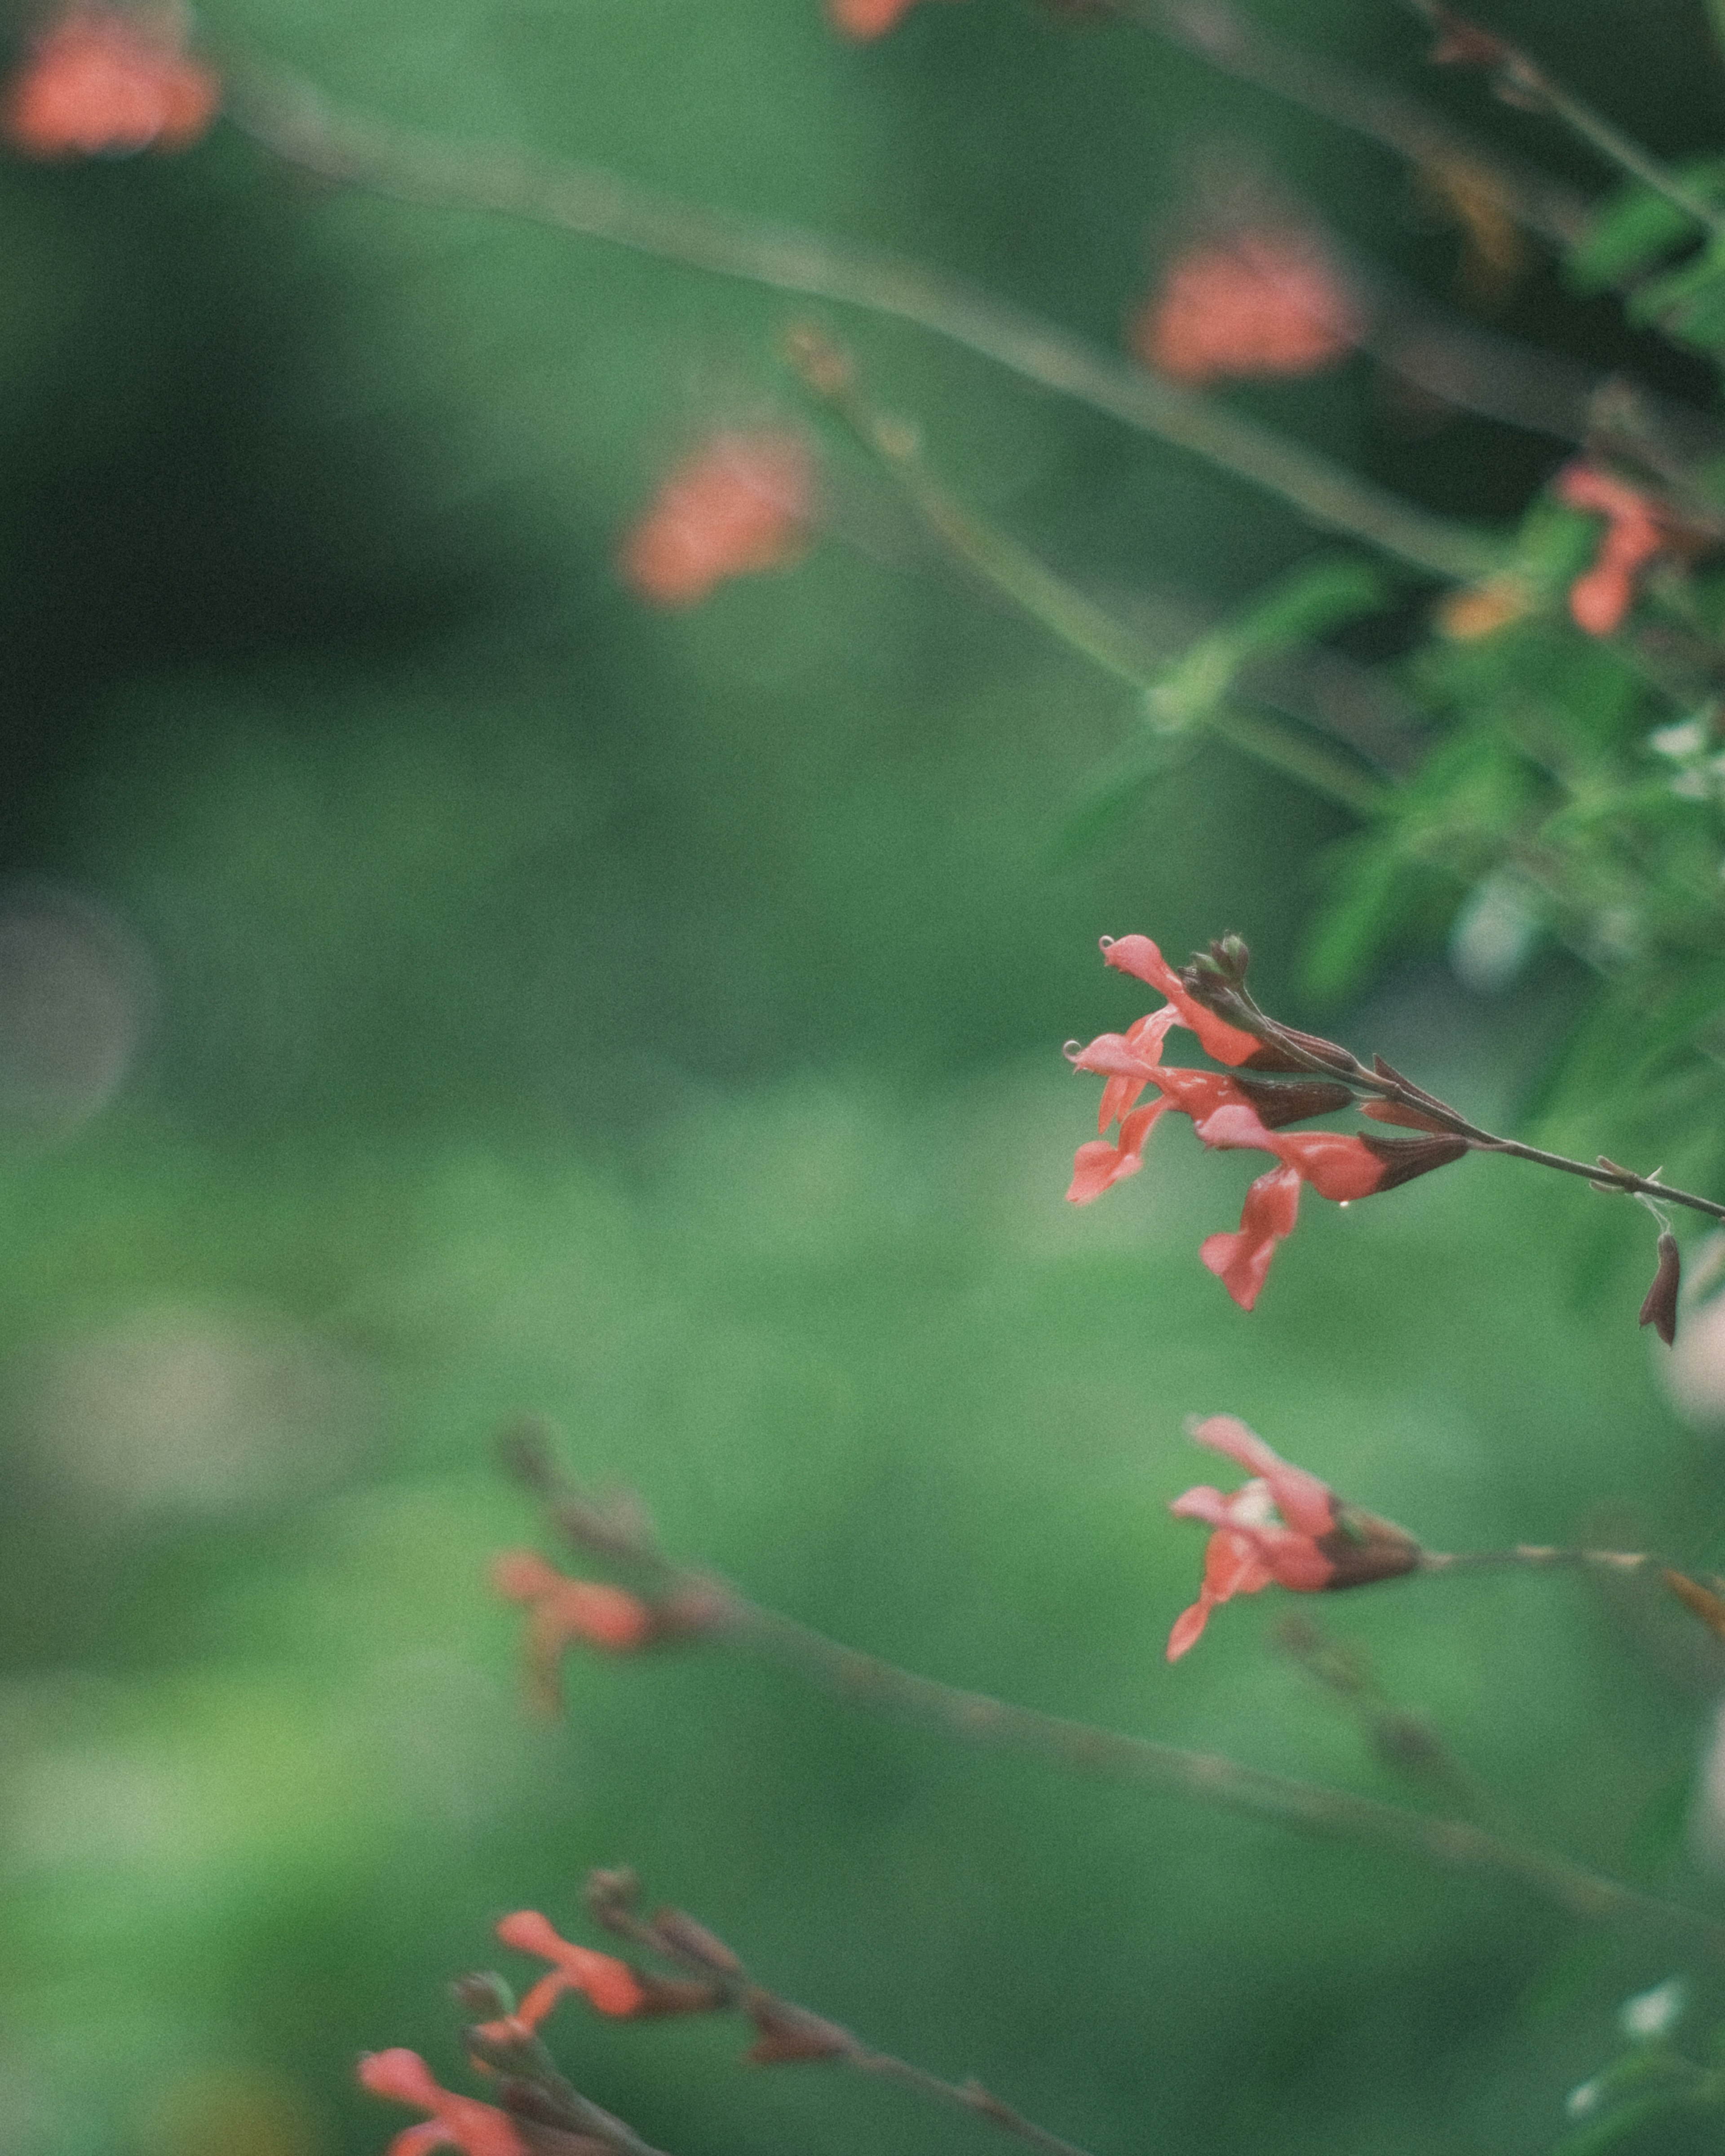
[1197,1163,1302,1312]
[1555,462,1667,637]
[827,0,923,34]
[490,1551,655,1714]
[1166,1415,1420,1659]
[2,7,219,159]
[357,2050,526,2156]
[619,430,814,607]
[1130,231,1362,386]
[490,1910,647,2025]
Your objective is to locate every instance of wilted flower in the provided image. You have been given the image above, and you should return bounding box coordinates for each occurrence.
[2,7,219,159]
[1130,230,1363,386]
[619,430,814,606]
[357,2050,526,2156]
[1166,1414,1421,1659]
[490,1551,656,1715]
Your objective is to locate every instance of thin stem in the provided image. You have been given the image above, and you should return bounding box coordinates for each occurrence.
[592,1893,1101,2156]
[1110,0,1591,251]
[1393,0,1725,243]
[783,327,1389,817]
[502,1431,1725,1963]
[220,60,1502,587]
[1195,978,1725,1222]
[465,2023,676,2156]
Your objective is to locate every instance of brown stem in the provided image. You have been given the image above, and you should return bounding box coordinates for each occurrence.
[219,59,1500,586]
[1105,0,1591,250]
[501,1430,1725,1962]
[588,1889,1101,2156]
[1393,0,1725,243]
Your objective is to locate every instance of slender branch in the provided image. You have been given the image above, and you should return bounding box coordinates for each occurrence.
[783,326,1389,816]
[1105,0,1592,251]
[220,59,1502,586]
[465,2021,677,2156]
[501,1431,1725,1962]
[1393,0,1725,243]
[1185,960,1725,1222]
[583,1884,1101,2156]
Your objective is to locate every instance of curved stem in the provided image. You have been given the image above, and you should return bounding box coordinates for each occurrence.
[502,1431,1725,1964]
[221,60,1501,586]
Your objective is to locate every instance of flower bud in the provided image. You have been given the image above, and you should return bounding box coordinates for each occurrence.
[1640,1229,1681,1347]
[452,1973,515,2021]
[584,1869,641,1934]
[1359,1132,1471,1191]
[650,1907,744,1975]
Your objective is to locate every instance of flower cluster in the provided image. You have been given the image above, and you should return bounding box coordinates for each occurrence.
[619,430,815,607]
[1130,230,1362,386]
[1,6,219,159]
[1166,1415,1421,1659]
[1066,934,1467,1308]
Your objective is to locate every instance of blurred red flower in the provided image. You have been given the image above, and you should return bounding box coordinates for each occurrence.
[490,1551,655,1714]
[827,0,924,34]
[619,430,814,607]
[2,7,219,159]
[357,2050,526,2156]
[1166,1414,1420,1659]
[491,1910,647,2024]
[1555,461,1667,637]
[1130,230,1362,386]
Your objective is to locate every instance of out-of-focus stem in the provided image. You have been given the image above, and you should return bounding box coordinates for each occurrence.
[783,326,1389,817]
[588,1894,1101,2156]
[1394,0,1725,243]
[1109,0,1590,250]
[221,60,1501,586]
[502,1430,1725,1962]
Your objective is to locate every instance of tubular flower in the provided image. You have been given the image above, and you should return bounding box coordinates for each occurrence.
[1068,935,1469,1307]
[1555,462,1667,637]
[1130,230,1363,386]
[357,2050,526,2156]
[2,7,219,158]
[491,1910,648,2025]
[1166,1415,1421,1660]
[490,1551,656,1715]
[619,430,814,607]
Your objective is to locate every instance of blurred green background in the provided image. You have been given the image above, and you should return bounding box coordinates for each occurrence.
[5,3,1725,2154]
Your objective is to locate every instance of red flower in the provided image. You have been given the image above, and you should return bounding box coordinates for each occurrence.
[619,430,814,607]
[827,0,923,34]
[1555,462,1666,637]
[1130,231,1363,387]
[1067,936,1468,1307]
[490,1551,656,1715]
[357,2050,526,2156]
[1165,1414,1420,1660]
[2,8,219,159]
[1198,1163,1302,1312]
[490,1910,648,2025]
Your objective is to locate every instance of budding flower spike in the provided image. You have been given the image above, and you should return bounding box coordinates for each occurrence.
[357,2050,526,2156]
[2,5,220,159]
[1166,1416,1421,1660]
[619,429,815,607]
[1130,228,1363,386]
[489,1551,657,1716]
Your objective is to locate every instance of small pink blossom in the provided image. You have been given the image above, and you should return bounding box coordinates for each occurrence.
[827,0,924,34]
[490,1551,656,1715]
[490,1910,647,2024]
[1166,1415,1420,1659]
[619,431,813,607]
[1198,1164,1302,1312]
[1555,462,1667,637]
[357,2050,526,2156]
[2,7,219,158]
[1130,232,1363,387]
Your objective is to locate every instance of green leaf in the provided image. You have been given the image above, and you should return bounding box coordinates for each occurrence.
[1567,157,1725,292]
